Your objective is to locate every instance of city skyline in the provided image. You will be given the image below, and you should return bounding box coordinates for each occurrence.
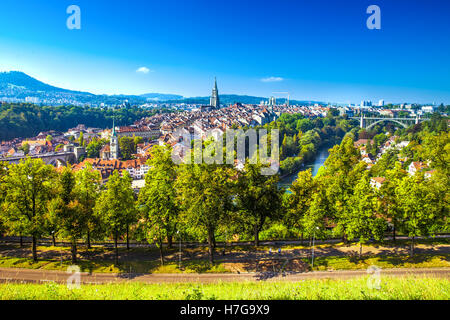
[0,0,450,104]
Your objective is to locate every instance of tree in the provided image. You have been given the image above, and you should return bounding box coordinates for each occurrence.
[379,163,407,242]
[0,163,8,203]
[55,144,64,152]
[177,164,235,263]
[94,170,135,264]
[284,169,315,243]
[86,138,108,158]
[20,143,30,155]
[74,163,101,248]
[78,132,84,147]
[119,136,135,160]
[0,164,9,237]
[370,149,399,177]
[396,172,441,255]
[48,167,84,263]
[235,163,283,246]
[420,131,450,175]
[296,118,314,133]
[397,172,447,256]
[347,173,385,257]
[133,135,144,148]
[301,176,330,242]
[2,158,57,261]
[321,136,364,242]
[138,145,180,265]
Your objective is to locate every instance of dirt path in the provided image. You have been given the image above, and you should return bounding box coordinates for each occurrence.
[1,242,449,264]
[0,267,449,284]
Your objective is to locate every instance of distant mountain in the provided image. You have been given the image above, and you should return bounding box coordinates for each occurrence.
[0,71,75,93]
[0,71,323,106]
[0,71,163,106]
[140,93,184,101]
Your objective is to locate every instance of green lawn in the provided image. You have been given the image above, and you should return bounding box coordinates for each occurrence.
[0,276,448,300]
[311,254,450,271]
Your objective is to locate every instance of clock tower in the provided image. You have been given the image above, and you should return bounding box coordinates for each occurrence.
[110,118,119,159]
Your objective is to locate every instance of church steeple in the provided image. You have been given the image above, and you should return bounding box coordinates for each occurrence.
[112,116,116,136]
[110,116,118,159]
[210,77,219,108]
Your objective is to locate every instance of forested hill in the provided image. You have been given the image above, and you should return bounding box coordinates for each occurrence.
[0,71,182,105]
[0,103,165,141]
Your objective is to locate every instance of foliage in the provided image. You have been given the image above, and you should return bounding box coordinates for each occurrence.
[1,158,57,260]
[234,163,284,246]
[94,170,135,263]
[0,103,162,141]
[138,145,180,265]
[119,136,136,160]
[177,163,235,263]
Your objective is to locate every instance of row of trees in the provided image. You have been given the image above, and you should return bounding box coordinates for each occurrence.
[1,131,447,265]
[291,135,448,256]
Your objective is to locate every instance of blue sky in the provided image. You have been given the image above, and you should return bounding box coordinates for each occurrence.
[0,0,449,104]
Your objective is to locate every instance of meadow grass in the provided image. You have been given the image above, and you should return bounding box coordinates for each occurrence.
[0,276,448,300]
[311,254,450,271]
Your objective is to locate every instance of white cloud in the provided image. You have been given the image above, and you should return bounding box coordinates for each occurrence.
[261,76,284,82]
[136,67,152,74]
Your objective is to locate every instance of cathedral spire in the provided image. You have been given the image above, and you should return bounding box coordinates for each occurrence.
[210,77,219,108]
[112,115,116,136]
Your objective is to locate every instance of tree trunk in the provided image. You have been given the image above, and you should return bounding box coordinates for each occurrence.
[167,235,173,249]
[52,234,56,247]
[87,230,91,249]
[32,235,37,262]
[359,242,362,258]
[392,224,396,243]
[212,233,216,249]
[301,232,303,245]
[410,236,415,256]
[71,240,77,264]
[20,236,23,248]
[114,232,119,264]
[254,224,259,247]
[158,240,164,266]
[207,230,215,264]
[126,224,130,251]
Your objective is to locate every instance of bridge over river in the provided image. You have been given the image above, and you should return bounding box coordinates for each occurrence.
[351,115,428,129]
[0,151,76,167]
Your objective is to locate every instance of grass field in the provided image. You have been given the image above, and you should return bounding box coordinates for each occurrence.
[0,276,448,300]
[311,254,450,271]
